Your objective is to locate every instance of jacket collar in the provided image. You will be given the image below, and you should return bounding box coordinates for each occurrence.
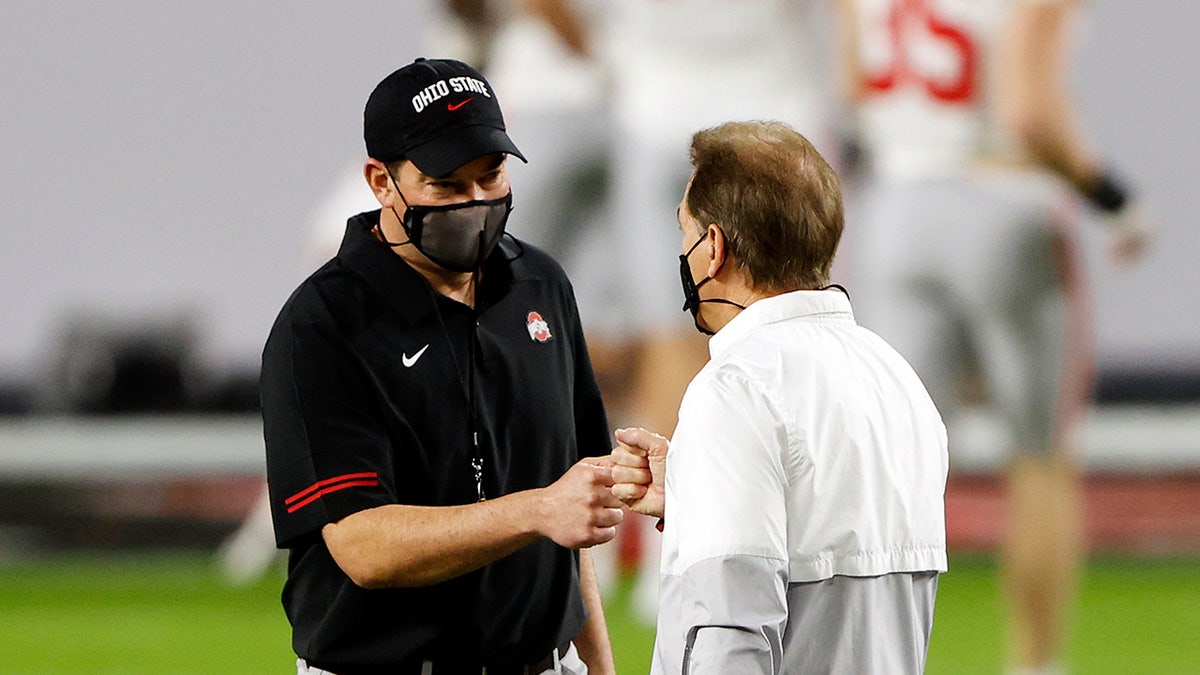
[708,288,855,359]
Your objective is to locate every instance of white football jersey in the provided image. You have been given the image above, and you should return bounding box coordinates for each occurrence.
[606,0,823,142]
[850,0,1066,178]
[425,0,608,113]
[485,0,609,112]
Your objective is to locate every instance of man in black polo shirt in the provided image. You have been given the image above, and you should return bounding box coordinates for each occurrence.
[261,58,621,675]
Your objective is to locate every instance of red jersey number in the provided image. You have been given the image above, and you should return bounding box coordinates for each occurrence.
[864,0,977,104]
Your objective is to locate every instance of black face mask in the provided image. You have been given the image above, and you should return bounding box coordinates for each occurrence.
[380,172,513,272]
[679,232,745,335]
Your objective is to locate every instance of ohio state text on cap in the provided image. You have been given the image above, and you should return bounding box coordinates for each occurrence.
[364,58,526,178]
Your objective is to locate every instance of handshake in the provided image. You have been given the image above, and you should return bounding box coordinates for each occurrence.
[539,427,667,550]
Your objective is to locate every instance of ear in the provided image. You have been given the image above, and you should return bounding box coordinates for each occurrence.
[364,159,395,209]
[705,223,728,279]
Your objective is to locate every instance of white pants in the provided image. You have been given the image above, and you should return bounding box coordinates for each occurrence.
[296,642,587,675]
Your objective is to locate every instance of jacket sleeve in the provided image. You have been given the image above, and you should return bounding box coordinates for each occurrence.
[657,370,792,674]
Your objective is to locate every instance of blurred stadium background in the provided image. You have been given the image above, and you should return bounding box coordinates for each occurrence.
[1,2,1197,673]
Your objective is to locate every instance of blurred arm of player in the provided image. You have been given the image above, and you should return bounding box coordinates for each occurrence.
[436,0,498,68]
[443,0,591,61]
[610,427,668,519]
[998,0,1151,263]
[833,0,867,112]
[832,0,870,179]
[446,0,491,28]
[521,0,590,57]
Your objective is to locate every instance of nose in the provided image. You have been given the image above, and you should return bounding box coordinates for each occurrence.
[466,181,488,201]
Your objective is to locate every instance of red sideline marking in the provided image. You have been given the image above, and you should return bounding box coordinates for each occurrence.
[945,472,1200,555]
[286,472,379,513]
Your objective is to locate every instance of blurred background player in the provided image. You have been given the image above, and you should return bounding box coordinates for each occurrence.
[594,0,832,622]
[834,1,1151,673]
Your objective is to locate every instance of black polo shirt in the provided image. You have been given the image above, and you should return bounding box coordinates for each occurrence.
[261,210,610,674]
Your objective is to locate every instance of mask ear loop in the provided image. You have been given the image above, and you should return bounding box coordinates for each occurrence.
[681,229,749,335]
[819,283,850,300]
[375,166,416,249]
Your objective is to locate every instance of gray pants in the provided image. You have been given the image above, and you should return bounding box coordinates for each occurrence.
[852,172,1088,455]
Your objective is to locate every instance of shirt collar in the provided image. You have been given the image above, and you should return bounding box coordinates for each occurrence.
[708,288,856,359]
[335,210,518,324]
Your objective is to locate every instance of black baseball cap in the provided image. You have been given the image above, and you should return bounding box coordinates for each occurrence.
[364,58,526,178]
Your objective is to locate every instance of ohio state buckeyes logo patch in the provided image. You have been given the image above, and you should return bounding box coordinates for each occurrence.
[526,311,553,343]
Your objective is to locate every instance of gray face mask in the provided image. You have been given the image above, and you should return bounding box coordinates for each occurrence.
[391,191,512,272]
[379,168,513,272]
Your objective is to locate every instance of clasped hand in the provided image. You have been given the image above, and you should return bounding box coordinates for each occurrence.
[540,427,668,549]
[539,456,625,549]
[609,427,667,519]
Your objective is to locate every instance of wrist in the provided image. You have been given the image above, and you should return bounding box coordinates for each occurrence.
[521,487,550,539]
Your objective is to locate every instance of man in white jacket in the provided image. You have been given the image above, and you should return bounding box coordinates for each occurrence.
[611,120,948,674]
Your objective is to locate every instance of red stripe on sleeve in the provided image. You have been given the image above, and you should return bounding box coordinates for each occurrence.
[286,479,381,513]
[285,472,380,513]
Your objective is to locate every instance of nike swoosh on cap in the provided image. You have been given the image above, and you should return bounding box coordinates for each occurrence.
[402,344,430,368]
[447,98,472,111]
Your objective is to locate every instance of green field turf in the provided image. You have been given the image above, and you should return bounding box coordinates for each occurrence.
[0,553,1197,673]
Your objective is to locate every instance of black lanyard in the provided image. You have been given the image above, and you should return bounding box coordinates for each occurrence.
[428,280,487,502]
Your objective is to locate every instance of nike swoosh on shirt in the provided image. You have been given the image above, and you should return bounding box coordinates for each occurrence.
[447,98,472,111]
[402,344,430,368]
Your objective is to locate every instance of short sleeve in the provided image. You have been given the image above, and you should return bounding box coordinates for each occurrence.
[261,311,395,547]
